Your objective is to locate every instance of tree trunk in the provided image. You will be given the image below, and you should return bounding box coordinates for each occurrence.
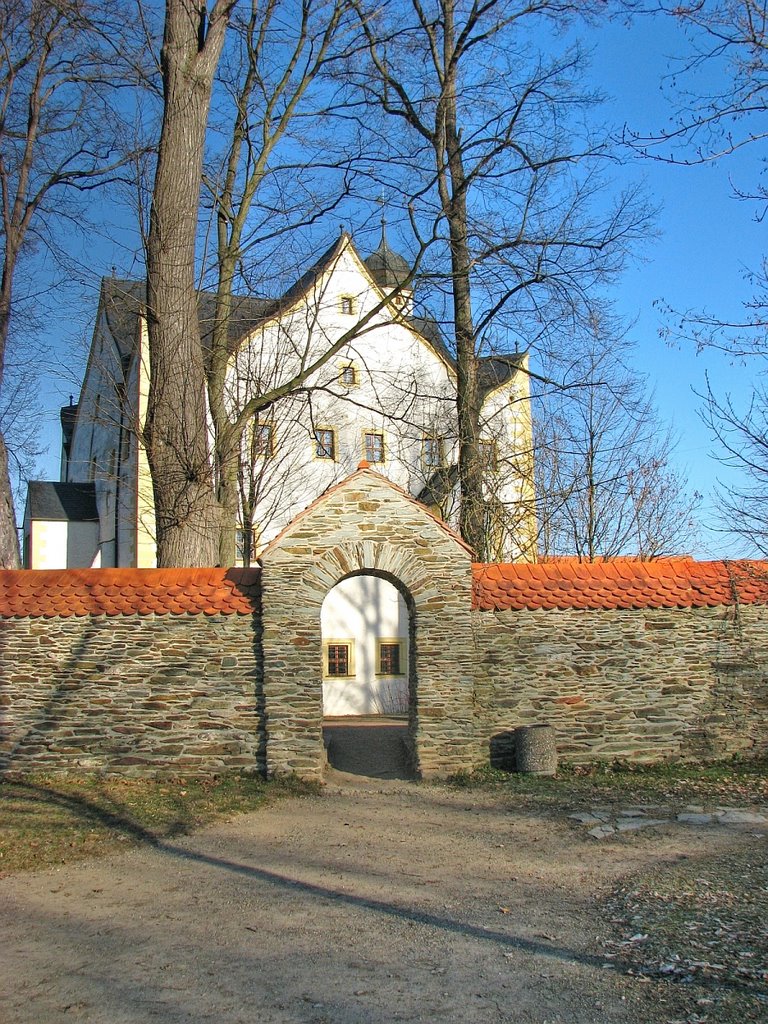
[145,0,233,567]
[216,433,240,567]
[0,433,20,568]
[442,0,485,559]
[0,263,20,567]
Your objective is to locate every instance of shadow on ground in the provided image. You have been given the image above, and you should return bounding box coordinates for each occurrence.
[323,718,412,779]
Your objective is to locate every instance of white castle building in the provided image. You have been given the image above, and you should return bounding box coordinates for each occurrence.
[24,230,536,575]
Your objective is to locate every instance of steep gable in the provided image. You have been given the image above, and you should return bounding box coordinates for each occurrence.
[261,464,474,562]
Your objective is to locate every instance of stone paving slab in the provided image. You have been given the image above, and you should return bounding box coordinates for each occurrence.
[573,805,768,839]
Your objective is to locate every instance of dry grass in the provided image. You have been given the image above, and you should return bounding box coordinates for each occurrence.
[0,772,316,875]
[452,756,768,810]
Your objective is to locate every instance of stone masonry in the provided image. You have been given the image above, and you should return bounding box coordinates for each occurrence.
[1,469,767,779]
[475,604,768,767]
[0,612,263,775]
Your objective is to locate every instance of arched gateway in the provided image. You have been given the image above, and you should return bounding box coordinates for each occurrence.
[258,465,480,780]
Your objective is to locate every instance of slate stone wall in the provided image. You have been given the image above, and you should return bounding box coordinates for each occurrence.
[474,604,768,767]
[1,596,766,778]
[2,469,768,780]
[0,612,263,775]
[259,472,479,780]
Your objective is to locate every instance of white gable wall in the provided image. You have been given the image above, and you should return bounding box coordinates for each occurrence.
[231,242,463,551]
[26,520,101,570]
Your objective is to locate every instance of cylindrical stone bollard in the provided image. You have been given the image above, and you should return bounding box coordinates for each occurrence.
[515,724,557,776]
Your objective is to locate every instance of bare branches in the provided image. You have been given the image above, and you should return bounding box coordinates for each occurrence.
[630,1,768,165]
[700,373,768,554]
[536,320,701,559]
[0,0,146,566]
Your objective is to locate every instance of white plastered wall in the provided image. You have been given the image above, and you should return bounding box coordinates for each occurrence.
[27,520,101,570]
[230,241,457,551]
[321,574,409,716]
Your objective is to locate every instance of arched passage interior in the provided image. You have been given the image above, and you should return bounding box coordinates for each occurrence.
[321,572,414,777]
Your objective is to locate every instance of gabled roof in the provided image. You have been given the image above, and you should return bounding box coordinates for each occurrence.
[0,567,260,618]
[26,482,98,523]
[260,463,476,559]
[92,239,523,396]
[99,277,271,363]
[471,558,768,611]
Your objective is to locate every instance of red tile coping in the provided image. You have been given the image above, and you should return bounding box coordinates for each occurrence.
[3,559,767,618]
[0,568,260,619]
[472,558,768,611]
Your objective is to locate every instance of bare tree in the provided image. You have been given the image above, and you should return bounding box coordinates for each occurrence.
[350,0,649,558]
[144,0,237,567]
[634,0,768,351]
[204,0,355,565]
[0,0,140,566]
[633,2,768,546]
[535,322,700,559]
[699,377,768,554]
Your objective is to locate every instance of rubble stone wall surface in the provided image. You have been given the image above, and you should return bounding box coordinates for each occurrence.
[1,597,766,777]
[474,604,768,767]
[0,613,263,775]
[2,469,767,778]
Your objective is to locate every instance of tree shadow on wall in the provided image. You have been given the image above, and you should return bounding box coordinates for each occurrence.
[0,622,108,772]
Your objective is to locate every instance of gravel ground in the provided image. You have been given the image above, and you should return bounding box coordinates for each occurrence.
[1,775,765,1024]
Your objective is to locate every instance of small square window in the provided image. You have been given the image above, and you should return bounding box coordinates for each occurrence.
[379,643,400,675]
[340,363,357,386]
[324,640,354,677]
[253,422,274,457]
[340,295,355,315]
[315,428,336,460]
[423,436,444,468]
[364,431,385,463]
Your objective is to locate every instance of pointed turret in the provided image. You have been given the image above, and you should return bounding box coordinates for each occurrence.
[364,217,413,312]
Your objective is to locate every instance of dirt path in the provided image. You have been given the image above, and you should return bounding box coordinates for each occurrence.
[0,777,761,1024]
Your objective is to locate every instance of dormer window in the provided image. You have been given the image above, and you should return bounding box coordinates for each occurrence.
[340,295,355,315]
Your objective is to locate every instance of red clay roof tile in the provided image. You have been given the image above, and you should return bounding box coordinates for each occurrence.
[472,558,768,611]
[0,567,260,619]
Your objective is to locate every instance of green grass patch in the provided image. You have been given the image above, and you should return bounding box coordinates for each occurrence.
[0,772,317,876]
[448,757,768,809]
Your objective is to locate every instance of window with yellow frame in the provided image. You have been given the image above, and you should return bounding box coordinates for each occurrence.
[339,362,358,387]
[323,639,355,677]
[314,427,336,460]
[363,430,385,463]
[376,638,406,676]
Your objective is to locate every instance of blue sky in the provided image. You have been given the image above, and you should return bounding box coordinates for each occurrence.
[28,7,762,558]
[582,13,763,556]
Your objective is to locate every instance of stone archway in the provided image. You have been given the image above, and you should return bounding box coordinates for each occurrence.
[321,573,409,717]
[258,468,480,781]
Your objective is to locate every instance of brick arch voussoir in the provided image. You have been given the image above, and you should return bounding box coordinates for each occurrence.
[302,540,430,604]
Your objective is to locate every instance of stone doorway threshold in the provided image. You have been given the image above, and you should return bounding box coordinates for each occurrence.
[322,716,413,780]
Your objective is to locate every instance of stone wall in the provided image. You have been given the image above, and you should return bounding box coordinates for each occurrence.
[2,473,768,779]
[474,604,768,766]
[0,612,263,775]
